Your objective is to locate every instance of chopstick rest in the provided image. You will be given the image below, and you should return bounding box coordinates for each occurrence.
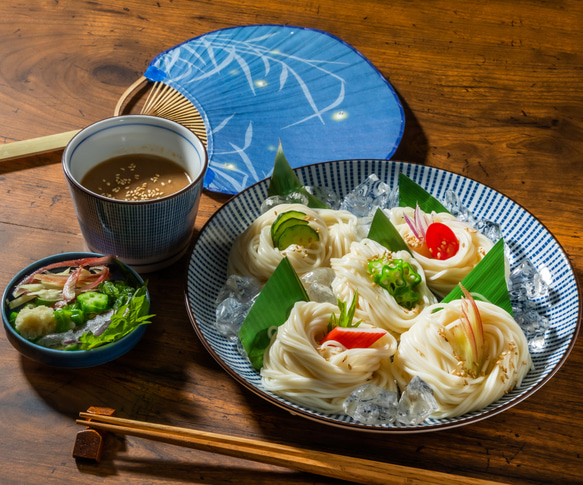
[76,411,510,485]
[72,407,116,462]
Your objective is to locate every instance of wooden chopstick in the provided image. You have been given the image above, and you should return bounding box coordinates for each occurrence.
[0,130,79,161]
[77,413,508,485]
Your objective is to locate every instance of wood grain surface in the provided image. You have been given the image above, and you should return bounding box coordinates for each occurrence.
[0,1,582,484]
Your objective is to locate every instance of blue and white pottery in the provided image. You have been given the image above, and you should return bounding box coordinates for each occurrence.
[185,160,581,433]
[63,115,208,273]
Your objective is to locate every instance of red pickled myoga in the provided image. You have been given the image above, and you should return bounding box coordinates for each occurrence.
[320,326,387,349]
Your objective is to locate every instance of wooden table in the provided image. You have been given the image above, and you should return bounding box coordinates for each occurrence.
[1,1,581,484]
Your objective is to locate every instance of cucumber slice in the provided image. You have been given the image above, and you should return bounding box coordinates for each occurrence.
[270,210,308,240]
[272,218,309,247]
[276,224,320,250]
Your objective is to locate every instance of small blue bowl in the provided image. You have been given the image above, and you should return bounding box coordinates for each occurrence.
[2,252,150,368]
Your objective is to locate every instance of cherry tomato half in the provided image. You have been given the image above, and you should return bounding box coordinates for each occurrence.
[425,222,459,260]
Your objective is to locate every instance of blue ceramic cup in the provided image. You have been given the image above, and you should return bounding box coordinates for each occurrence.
[63,115,208,272]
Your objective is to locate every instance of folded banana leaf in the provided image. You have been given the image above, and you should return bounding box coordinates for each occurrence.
[441,239,512,315]
[239,257,310,369]
[367,208,411,254]
[398,173,449,214]
[267,142,330,209]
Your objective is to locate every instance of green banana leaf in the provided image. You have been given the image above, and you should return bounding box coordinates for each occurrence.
[398,173,450,214]
[441,238,512,315]
[367,208,411,254]
[267,142,330,209]
[239,257,310,370]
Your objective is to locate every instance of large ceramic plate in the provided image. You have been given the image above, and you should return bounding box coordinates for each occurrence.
[185,160,581,432]
[145,25,404,194]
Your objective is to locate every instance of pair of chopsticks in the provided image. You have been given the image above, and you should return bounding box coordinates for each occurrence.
[77,413,508,485]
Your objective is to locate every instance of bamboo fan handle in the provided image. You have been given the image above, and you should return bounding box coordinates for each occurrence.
[0,77,152,162]
[0,130,80,162]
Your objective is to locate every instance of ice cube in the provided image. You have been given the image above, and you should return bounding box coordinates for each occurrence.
[510,259,549,299]
[306,283,337,304]
[475,219,502,243]
[301,268,336,287]
[216,274,262,306]
[513,309,550,350]
[215,297,255,339]
[300,268,337,303]
[396,376,438,426]
[261,192,309,213]
[304,185,341,210]
[343,384,399,425]
[444,190,477,225]
[529,334,546,352]
[340,174,396,217]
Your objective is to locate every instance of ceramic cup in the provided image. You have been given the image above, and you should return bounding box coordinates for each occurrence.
[63,115,208,273]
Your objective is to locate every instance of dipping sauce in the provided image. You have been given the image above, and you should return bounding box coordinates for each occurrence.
[81,154,192,201]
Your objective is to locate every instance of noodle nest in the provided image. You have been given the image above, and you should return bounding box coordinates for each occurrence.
[261,301,397,414]
[228,204,358,282]
[392,300,533,419]
[389,207,493,298]
[331,238,438,335]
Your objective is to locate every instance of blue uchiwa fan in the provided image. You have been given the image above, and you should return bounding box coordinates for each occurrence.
[116,25,405,194]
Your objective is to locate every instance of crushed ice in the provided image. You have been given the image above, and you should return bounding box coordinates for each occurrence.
[340,174,398,218]
[343,383,399,425]
[215,275,262,339]
[343,377,438,426]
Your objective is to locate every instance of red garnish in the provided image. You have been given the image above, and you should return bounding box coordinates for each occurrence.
[18,256,114,286]
[425,222,459,260]
[319,327,387,349]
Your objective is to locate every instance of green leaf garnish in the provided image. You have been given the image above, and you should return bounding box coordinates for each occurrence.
[367,208,411,254]
[79,284,154,350]
[327,291,361,333]
[441,239,512,315]
[398,173,450,214]
[239,257,309,369]
[267,141,330,209]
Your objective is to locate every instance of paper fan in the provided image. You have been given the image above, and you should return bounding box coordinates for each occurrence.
[119,25,405,194]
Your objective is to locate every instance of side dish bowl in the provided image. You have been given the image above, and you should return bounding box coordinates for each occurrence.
[2,252,150,368]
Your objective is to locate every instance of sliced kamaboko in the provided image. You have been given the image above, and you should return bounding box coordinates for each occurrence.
[389,206,494,298]
[330,238,438,336]
[261,300,397,414]
[392,299,533,419]
[227,204,358,283]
